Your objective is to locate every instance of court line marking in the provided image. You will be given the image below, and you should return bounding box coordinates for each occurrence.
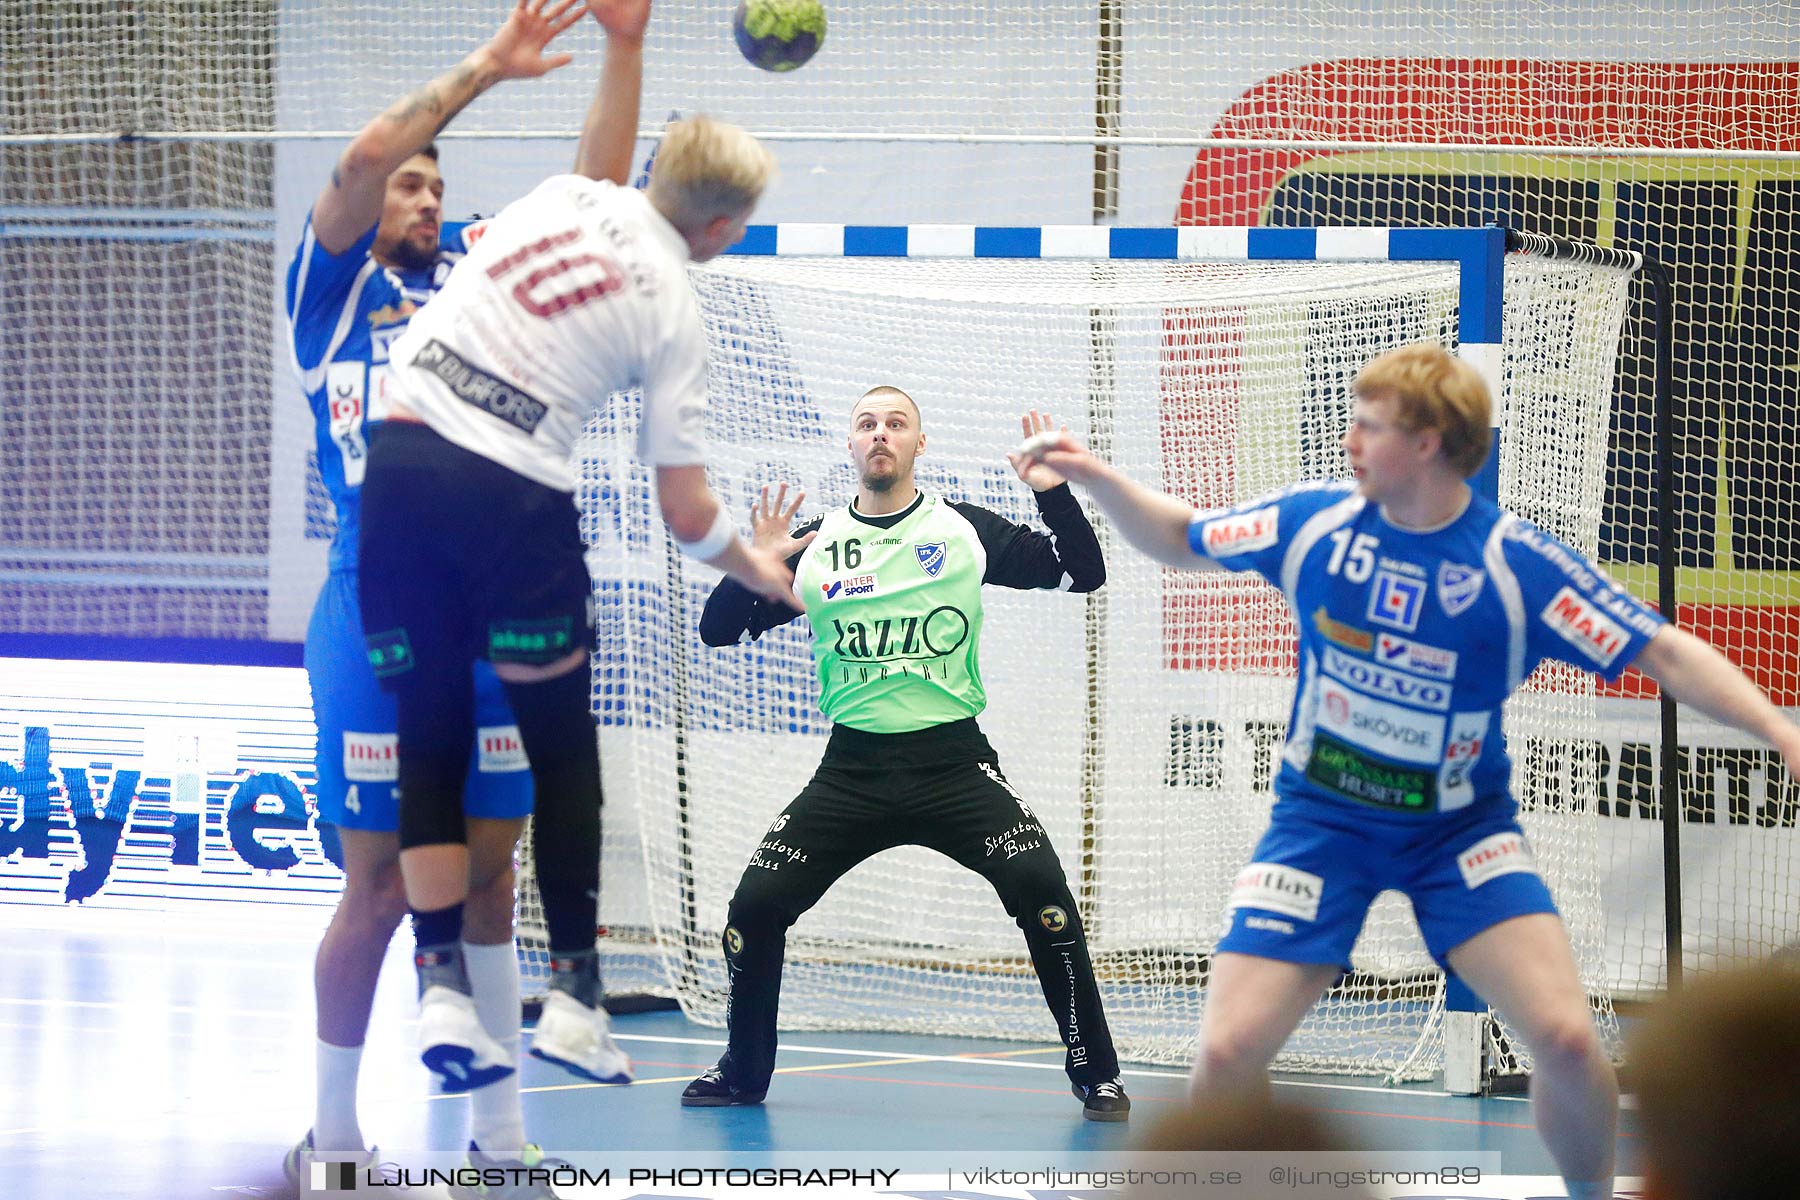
[0,996,1530,1123]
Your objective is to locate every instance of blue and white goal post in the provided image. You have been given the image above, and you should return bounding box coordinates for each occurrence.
[669,223,1641,1093]
[732,223,1511,500]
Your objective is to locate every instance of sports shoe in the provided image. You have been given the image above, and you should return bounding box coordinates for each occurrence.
[447,1141,570,1199]
[419,983,515,1093]
[680,1061,768,1108]
[529,989,633,1084]
[1072,1076,1131,1122]
[283,1129,380,1194]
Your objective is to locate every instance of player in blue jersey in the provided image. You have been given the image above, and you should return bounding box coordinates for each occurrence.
[282,0,596,1190]
[1018,342,1800,1200]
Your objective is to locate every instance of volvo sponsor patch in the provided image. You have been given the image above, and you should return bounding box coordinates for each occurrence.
[1229,862,1324,922]
[1321,646,1452,711]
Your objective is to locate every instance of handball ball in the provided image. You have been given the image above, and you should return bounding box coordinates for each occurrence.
[733,0,825,72]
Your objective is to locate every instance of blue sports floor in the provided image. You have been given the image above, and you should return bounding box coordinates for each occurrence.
[0,904,1646,1198]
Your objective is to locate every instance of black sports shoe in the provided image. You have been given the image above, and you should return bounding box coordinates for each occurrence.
[1072,1077,1131,1122]
[681,1062,768,1107]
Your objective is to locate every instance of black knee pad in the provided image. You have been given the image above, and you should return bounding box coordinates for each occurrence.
[504,668,602,894]
[394,662,474,852]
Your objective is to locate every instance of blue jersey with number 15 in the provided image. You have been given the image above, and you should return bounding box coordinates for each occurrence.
[285,216,480,572]
[1188,480,1665,822]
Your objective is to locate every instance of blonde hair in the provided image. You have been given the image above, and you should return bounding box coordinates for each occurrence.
[1353,343,1492,478]
[647,114,776,234]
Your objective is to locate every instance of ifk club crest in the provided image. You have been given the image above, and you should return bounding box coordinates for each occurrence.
[915,541,946,577]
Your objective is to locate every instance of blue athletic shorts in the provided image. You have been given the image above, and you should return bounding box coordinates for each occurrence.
[1215,799,1559,970]
[304,569,533,831]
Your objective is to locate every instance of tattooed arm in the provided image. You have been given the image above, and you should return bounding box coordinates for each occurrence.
[309,0,587,254]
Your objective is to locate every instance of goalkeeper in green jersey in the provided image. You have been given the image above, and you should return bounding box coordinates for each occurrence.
[681,388,1130,1121]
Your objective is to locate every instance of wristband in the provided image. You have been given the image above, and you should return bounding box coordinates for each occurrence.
[674,506,738,560]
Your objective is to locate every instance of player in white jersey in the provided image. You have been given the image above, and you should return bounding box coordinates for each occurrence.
[357,0,802,1102]
[281,1,589,1190]
[1018,342,1800,1200]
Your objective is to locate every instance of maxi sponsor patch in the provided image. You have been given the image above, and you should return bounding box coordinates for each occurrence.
[1198,505,1279,558]
[1541,585,1630,668]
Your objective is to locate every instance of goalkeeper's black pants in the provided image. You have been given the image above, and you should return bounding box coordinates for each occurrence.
[718,717,1119,1091]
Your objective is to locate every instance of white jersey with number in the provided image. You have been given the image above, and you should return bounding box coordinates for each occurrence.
[385,175,709,491]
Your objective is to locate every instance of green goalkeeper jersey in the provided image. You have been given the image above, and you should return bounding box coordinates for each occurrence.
[699,486,1106,734]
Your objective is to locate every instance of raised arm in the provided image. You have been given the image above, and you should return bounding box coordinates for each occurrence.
[310,0,586,253]
[1633,625,1800,782]
[963,411,1106,592]
[572,0,650,183]
[698,484,815,645]
[1014,429,1221,571]
[658,465,812,612]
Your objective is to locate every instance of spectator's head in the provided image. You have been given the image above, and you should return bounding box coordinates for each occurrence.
[1629,961,1800,1200]
[1133,1096,1374,1200]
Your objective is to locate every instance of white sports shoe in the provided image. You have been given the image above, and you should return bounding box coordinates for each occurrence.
[529,989,633,1084]
[283,1130,383,1194]
[418,983,515,1093]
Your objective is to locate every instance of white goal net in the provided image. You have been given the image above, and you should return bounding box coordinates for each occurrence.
[520,244,1637,1078]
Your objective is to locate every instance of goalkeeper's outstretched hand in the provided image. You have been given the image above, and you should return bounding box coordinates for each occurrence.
[751,483,812,559]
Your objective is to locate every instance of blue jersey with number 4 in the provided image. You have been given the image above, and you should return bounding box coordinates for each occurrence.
[1188,480,1665,821]
[285,217,480,572]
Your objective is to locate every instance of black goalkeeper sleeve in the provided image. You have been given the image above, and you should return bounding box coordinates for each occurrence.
[948,484,1107,593]
[696,516,821,646]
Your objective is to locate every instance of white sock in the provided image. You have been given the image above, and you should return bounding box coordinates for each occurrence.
[464,940,527,1156]
[1564,1180,1614,1200]
[314,1040,365,1153]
